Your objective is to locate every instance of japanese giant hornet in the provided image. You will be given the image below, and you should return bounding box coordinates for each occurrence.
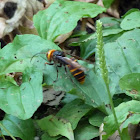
[46,49,86,84]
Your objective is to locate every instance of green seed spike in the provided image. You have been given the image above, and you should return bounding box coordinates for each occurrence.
[95,20,123,140]
[96,20,109,84]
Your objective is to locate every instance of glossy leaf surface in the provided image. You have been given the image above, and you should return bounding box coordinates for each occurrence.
[34,0,106,41]
[0,35,59,119]
[56,99,92,129]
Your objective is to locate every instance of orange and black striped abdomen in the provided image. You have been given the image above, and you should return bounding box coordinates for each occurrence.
[68,66,85,84]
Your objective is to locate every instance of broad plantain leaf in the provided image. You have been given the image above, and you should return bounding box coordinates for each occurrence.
[104,29,140,95]
[121,8,140,18]
[74,120,99,140]
[120,10,140,30]
[0,35,59,119]
[56,99,92,129]
[0,67,43,120]
[79,28,123,59]
[43,62,110,113]
[71,17,123,59]
[37,115,74,140]
[0,34,59,62]
[33,0,106,41]
[119,73,140,100]
[100,17,121,29]
[102,100,140,140]
[89,110,106,127]
[41,133,61,140]
[0,114,35,140]
[0,34,60,74]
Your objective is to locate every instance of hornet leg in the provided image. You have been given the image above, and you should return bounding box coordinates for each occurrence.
[53,64,59,83]
[64,66,74,84]
[45,62,62,83]
[45,62,54,65]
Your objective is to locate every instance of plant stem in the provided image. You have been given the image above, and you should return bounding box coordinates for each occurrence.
[96,20,123,139]
[0,130,6,140]
[0,123,16,140]
[105,83,123,139]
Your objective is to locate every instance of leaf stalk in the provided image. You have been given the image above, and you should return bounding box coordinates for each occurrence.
[0,123,16,140]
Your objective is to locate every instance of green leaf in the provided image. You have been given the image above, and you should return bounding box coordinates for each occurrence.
[33,0,106,41]
[80,39,96,59]
[119,73,140,100]
[0,34,60,74]
[74,120,99,140]
[0,67,43,120]
[104,29,140,95]
[121,8,140,18]
[44,62,110,113]
[102,100,140,140]
[120,10,140,30]
[121,128,131,140]
[0,114,35,140]
[102,28,123,36]
[89,110,106,127]
[61,93,78,104]
[0,34,59,119]
[0,34,58,58]
[71,16,123,59]
[37,115,74,140]
[80,28,123,59]
[56,99,92,129]
[100,17,121,29]
[41,133,61,140]
[103,0,115,8]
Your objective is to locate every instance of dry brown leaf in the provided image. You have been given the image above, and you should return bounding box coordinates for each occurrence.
[0,17,6,38]
[44,0,56,8]
[0,0,44,38]
[54,31,73,44]
[97,0,119,18]
[43,87,65,106]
